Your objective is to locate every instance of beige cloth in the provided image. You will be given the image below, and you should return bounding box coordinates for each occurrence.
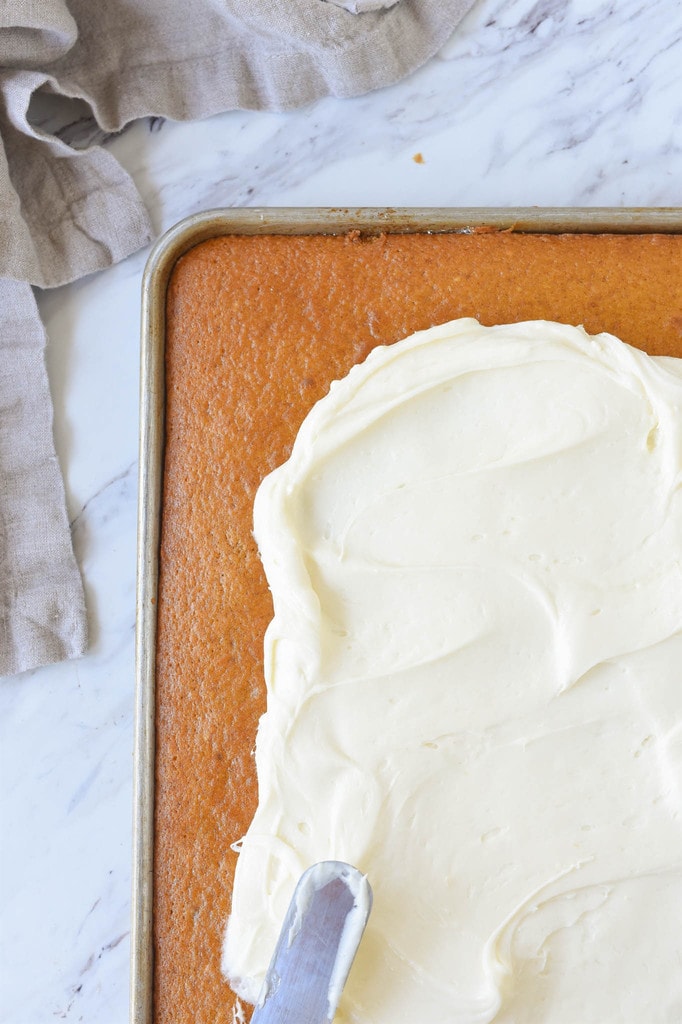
[0,0,476,676]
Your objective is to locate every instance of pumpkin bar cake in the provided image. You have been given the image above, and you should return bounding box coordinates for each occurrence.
[155,229,682,1023]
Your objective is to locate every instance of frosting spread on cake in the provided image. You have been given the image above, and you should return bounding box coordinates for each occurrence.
[222,319,682,1022]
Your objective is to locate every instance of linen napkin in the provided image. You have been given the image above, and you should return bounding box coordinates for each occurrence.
[0,0,477,676]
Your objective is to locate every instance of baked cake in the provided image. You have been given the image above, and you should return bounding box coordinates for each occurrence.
[156,230,682,1023]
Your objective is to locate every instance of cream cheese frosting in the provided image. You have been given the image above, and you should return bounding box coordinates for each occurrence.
[222,318,682,1023]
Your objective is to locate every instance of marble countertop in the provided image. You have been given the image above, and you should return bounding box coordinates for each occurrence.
[3,1,681,1021]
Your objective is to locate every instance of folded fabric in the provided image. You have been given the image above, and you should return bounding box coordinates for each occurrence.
[0,279,87,675]
[0,0,477,676]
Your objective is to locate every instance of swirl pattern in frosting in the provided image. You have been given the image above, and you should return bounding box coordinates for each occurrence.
[223,319,682,1023]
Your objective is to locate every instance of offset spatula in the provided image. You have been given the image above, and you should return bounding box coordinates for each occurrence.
[250,861,372,1024]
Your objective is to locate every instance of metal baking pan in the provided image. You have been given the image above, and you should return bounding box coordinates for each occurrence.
[132,206,682,1023]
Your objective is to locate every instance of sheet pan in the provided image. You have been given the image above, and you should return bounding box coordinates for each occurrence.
[133,206,682,1023]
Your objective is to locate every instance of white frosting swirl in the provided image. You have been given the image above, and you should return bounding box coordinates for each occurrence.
[223,319,682,1022]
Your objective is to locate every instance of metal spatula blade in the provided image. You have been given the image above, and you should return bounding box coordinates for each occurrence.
[250,861,372,1024]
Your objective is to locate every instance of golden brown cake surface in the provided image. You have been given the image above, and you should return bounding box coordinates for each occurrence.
[155,230,682,1023]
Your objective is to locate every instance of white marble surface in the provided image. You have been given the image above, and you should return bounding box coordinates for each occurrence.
[2,1,682,1021]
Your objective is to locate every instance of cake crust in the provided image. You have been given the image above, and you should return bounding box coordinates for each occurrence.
[155,230,682,1023]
